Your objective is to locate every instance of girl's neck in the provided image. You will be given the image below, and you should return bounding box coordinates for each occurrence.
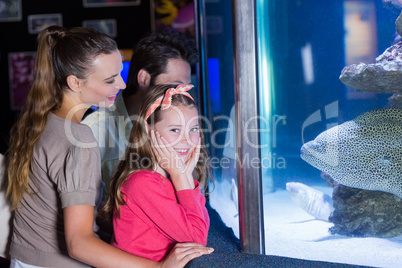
[154,164,169,178]
[53,94,90,123]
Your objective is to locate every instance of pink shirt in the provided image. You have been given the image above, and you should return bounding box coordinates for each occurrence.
[111,170,209,261]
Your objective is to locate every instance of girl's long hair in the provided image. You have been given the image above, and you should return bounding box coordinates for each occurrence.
[100,84,211,221]
[6,26,117,210]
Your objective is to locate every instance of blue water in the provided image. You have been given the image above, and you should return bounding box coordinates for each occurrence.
[207,1,402,267]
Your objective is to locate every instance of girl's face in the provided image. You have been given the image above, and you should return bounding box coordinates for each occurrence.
[80,50,126,108]
[153,104,200,162]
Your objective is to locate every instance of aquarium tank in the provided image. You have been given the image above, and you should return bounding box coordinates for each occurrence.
[200,0,402,266]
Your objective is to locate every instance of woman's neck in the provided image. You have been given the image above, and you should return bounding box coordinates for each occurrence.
[53,94,90,123]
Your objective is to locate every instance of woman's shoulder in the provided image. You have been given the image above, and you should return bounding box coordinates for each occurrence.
[37,114,99,159]
[45,113,97,145]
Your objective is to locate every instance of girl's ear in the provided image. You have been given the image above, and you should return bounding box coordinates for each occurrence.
[145,121,151,134]
[66,75,82,93]
[138,69,151,90]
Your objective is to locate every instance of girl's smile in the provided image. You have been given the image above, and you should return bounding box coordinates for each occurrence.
[153,104,200,162]
[174,148,190,156]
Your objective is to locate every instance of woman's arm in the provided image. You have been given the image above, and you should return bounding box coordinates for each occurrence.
[64,205,212,268]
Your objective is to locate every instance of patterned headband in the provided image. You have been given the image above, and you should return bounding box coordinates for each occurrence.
[145,84,194,120]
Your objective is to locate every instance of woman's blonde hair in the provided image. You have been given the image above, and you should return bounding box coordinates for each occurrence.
[100,84,211,221]
[6,26,118,210]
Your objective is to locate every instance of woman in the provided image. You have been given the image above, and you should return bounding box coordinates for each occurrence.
[6,26,212,268]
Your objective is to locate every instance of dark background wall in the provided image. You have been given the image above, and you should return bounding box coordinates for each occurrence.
[0,0,152,155]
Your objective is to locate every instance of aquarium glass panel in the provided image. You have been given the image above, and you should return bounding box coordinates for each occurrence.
[260,0,402,267]
[203,0,239,237]
[202,0,402,266]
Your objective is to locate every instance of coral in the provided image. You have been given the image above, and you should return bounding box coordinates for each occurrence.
[321,172,402,237]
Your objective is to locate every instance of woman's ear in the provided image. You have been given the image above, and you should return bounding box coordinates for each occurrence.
[66,75,82,93]
[138,69,151,90]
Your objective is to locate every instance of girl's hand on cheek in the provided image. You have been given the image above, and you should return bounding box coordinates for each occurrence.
[151,130,185,177]
[185,139,200,178]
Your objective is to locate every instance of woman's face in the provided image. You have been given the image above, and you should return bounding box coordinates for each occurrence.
[153,104,200,162]
[80,50,126,108]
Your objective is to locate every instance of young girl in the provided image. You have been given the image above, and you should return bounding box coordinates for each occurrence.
[101,84,211,262]
[6,26,212,268]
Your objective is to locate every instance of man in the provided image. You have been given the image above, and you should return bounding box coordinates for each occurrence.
[82,31,199,201]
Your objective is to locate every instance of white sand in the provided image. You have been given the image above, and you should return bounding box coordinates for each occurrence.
[210,184,402,268]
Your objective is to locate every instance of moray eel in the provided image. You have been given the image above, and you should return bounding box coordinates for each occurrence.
[300,108,402,199]
[286,182,333,221]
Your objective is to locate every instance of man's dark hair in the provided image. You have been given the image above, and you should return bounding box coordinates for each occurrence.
[123,31,199,96]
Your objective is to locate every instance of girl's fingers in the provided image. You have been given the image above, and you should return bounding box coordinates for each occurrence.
[155,131,171,152]
[151,130,168,155]
[157,134,169,152]
[158,135,178,156]
[186,141,201,170]
[194,142,201,162]
[150,130,162,159]
[151,130,185,173]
